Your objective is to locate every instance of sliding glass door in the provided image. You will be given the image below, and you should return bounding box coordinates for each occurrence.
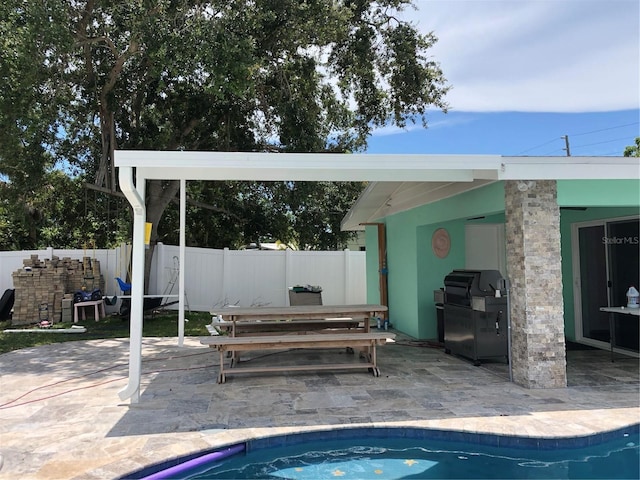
[576,223,609,344]
[573,216,639,351]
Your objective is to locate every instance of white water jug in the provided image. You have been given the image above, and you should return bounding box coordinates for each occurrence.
[626,286,639,309]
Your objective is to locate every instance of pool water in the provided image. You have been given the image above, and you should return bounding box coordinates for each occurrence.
[178,430,639,480]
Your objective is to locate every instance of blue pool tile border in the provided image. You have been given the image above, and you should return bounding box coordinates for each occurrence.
[248,423,640,452]
[122,423,639,479]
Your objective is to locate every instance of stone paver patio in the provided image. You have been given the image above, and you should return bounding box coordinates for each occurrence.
[0,334,638,479]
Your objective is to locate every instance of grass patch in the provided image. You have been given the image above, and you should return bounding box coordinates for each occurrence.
[0,311,211,355]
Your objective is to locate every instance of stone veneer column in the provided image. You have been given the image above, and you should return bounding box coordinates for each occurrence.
[505,180,567,388]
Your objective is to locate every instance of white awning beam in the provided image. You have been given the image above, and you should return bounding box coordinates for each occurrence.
[117,151,503,182]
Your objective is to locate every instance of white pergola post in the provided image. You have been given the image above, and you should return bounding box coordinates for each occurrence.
[178,179,186,346]
[117,166,147,403]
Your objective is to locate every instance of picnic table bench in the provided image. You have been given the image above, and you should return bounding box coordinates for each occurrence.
[203,304,390,383]
[200,331,396,384]
[209,304,386,336]
[208,317,365,336]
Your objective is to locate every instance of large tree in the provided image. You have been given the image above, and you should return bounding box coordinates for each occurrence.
[1,1,449,275]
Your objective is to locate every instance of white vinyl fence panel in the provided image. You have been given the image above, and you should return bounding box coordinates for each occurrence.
[0,249,49,295]
[1,244,366,315]
[150,244,366,311]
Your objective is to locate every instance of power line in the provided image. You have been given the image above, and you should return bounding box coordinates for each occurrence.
[600,150,628,156]
[569,122,639,137]
[540,147,565,156]
[571,136,635,150]
[513,121,639,156]
[513,137,560,155]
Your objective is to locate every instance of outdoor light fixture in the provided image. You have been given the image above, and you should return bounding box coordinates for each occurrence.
[517,180,536,192]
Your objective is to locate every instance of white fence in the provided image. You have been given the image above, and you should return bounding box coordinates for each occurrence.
[0,244,366,313]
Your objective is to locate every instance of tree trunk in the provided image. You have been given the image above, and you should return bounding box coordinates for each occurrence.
[143,179,181,292]
[96,106,114,190]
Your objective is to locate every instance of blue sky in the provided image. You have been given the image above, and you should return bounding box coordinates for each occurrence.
[366,0,639,156]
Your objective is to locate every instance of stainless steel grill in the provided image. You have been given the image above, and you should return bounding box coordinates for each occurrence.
[443,269,508,366]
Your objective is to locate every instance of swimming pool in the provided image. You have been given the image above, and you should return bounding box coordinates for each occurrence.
[127,425,639,479]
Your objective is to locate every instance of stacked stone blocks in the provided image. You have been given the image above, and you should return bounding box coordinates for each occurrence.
[11,255,104,325]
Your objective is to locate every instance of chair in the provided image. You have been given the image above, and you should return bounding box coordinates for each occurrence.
[116,277,132,294]
[288,289,323,306]
[115,277,164,318]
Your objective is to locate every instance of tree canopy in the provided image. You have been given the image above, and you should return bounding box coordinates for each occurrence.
[0,0,450,253]
[623,137,640,157]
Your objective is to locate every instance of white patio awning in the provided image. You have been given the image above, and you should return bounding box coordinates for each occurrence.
[114,150,639,402]
[116,151,638,182]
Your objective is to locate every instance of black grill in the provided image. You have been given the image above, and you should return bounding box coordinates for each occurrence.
[444,269,504,306]
[443,269,508,366]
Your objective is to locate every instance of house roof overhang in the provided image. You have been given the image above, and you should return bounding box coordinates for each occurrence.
[340,155,640,230]
[115,151,639,231]
[115,151,639,181]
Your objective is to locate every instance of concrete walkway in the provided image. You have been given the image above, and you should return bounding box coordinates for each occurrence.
[0,335,638,479]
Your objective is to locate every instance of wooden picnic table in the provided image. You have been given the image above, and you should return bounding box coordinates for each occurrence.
[209,304,387,336]
[202,304,391,383]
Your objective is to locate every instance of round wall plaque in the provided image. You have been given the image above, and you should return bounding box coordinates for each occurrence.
[432,228,451,258]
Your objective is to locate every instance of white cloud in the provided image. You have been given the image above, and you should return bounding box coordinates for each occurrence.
[371,123,423,137]
[371,114,476,136]
[371,115,476,137]
[406,0,640,112]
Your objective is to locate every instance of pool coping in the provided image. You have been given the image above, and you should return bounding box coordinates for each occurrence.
[124,423,640,479]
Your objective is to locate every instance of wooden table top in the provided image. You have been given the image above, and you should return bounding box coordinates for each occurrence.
[211,304,387,320]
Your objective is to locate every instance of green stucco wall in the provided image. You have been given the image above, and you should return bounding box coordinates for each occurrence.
[415,219,465,338]
[381,182,505,339]
[558,180,640,206]
[365,225,381,305]
[365,179,639,341]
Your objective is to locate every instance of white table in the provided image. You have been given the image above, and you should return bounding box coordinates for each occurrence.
[599,306,640,361]
[74,299,106,323]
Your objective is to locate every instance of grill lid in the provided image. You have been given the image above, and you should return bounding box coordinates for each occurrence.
[444,269,504,305]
